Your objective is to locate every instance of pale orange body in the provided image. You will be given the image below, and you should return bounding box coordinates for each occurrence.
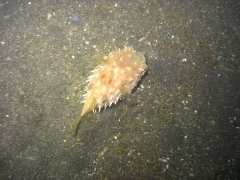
[81,47,147,116]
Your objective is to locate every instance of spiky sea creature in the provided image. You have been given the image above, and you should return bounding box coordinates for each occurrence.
[81,47,147,116]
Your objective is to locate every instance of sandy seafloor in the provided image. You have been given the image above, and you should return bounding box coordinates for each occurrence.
[0,0,240,179]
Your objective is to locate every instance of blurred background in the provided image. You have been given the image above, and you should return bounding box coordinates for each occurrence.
[0,0,239,179]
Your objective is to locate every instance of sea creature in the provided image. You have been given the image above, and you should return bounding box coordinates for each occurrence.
[81,47,147,116]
